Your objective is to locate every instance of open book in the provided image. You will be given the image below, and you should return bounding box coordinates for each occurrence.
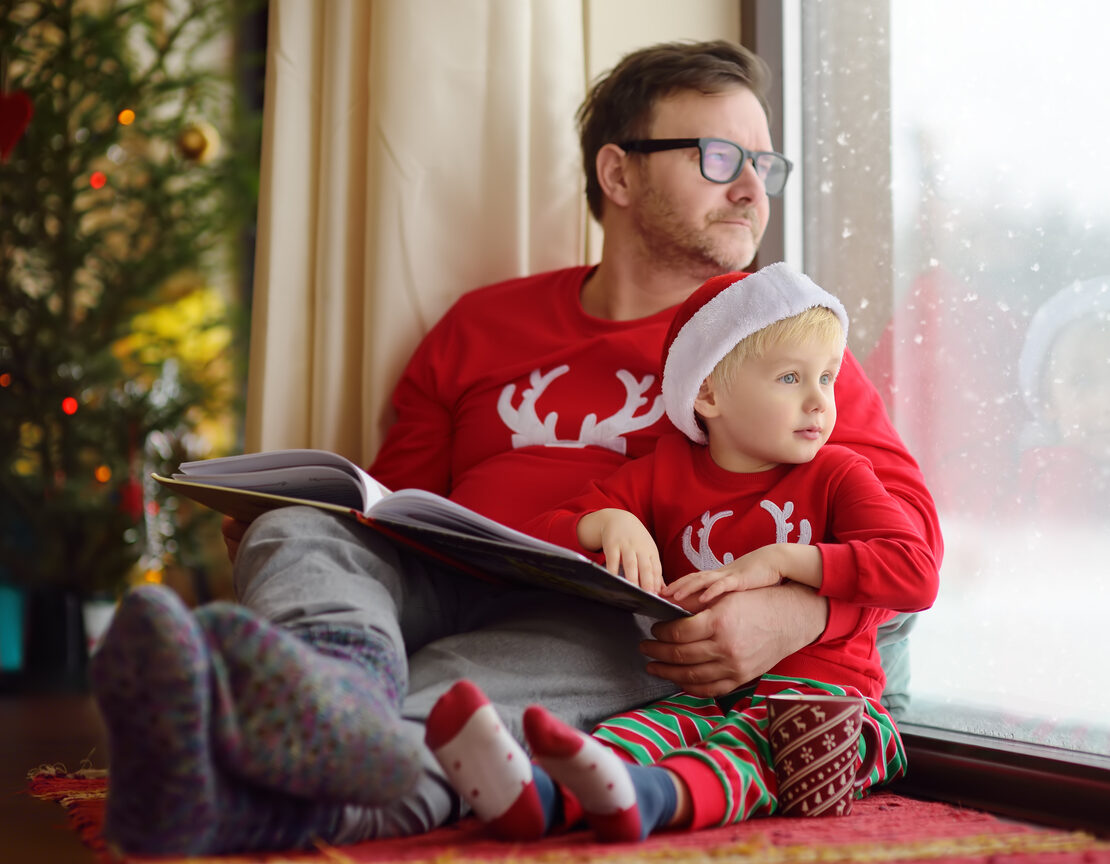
[154,449,687,621]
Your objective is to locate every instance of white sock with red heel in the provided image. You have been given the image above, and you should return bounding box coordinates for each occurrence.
[524,704,649,842]
[424,680,548,841]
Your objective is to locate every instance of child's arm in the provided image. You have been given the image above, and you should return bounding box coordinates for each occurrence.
[577,509,665,595]
[662,543,821,609]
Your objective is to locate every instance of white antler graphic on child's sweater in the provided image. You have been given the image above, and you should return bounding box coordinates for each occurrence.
[682,510,736,571]
[682,501,814,572]
[497,366,664,455]
[759,499,813,544]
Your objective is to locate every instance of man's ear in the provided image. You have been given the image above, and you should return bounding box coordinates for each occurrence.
[596,143,634,209]
[693,378,721,420]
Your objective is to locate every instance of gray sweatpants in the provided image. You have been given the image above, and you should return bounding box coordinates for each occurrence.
[233,506,679,840]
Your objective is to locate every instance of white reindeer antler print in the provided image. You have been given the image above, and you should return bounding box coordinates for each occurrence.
[497,367,664,455]
[578,370,665,455]
[682,510,736,571]
[759,499,813,544]
[496,365,568,449]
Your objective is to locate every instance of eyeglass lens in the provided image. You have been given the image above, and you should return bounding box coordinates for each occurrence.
[701,139,789,195]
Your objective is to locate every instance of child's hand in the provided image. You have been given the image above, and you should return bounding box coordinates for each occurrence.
[577,509,664,594]
[662,547,786,607]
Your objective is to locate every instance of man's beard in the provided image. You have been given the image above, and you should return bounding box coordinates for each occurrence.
[634,185,763,276]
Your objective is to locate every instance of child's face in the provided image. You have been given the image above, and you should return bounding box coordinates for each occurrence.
[696,333,842,472]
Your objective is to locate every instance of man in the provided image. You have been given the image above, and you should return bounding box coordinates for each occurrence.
[90,40,940,856]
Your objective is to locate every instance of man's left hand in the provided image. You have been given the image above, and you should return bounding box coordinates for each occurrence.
[640,582,827,697]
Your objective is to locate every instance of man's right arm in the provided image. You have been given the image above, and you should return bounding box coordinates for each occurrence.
[222,312,460,568]
[222,515,249,564]
[367,330,455,495]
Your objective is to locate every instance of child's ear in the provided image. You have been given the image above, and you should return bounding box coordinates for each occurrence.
[693,378,721,419]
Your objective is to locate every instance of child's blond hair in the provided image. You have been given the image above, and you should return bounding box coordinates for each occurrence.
[707,306,846,391]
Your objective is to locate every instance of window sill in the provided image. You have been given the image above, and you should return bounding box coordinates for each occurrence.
[894,721,1110,837]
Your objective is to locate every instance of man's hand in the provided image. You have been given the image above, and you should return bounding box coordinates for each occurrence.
[640,581,828,696]
[221,515,250,565]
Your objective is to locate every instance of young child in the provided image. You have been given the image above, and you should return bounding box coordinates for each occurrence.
[423,263,939,841]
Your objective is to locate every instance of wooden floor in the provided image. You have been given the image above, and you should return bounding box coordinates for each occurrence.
[1,685,108,864]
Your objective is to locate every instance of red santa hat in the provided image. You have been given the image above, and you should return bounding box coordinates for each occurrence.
[662,262,849,444]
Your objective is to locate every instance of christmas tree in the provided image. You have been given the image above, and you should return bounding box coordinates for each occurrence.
[0,0,259,598]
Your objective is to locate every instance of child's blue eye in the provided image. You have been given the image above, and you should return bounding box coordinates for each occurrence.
[820,373,832,385]
[781,373,798,384]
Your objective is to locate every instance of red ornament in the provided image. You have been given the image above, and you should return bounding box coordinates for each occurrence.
[119,477,144,522]
[0,90,33,162]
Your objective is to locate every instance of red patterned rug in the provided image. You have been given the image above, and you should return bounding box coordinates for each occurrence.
[28,765,1110,863]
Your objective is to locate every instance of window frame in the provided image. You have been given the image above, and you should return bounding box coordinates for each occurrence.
[740,0,1110,837]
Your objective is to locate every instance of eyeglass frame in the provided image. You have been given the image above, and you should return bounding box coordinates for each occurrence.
[617,137,793,197]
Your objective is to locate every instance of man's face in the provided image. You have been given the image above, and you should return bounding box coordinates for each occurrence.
[628,87,774,277]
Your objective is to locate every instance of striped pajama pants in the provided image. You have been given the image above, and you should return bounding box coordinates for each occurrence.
[589,674,906,825]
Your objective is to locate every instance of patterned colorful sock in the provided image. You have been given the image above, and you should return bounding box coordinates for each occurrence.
[195,602,421,806]
[524,705,675,842]
[89,584,344,856]
[425,679,556,840]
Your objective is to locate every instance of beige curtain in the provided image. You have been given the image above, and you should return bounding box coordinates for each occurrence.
[246,0,739,465]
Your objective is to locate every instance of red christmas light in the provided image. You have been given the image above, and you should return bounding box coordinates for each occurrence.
[61,396,78,414]
[89,170,106,189]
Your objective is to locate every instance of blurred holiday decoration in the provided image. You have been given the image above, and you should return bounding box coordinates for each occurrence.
[0,89,33,161]
[0,0,260,623]
[177,121,222,163]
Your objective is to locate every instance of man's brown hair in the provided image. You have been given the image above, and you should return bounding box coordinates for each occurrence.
[576,40,772,222]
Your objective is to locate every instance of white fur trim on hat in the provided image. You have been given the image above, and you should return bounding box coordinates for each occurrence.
[662,262,849,444]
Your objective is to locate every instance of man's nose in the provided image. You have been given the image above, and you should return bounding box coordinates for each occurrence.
[726,158,766,201]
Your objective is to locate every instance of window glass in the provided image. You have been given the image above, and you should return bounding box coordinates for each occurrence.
[801,0,1110,754]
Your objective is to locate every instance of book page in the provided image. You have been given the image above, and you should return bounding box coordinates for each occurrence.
[176,448,389,513]
[172,466,364,510]
[369,488,585,557]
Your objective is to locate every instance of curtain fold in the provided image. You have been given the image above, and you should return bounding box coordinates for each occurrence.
[247,0,588,464]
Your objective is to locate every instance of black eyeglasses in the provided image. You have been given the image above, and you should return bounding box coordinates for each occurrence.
[618,137,793,197]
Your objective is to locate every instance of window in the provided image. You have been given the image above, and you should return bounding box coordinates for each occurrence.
[746,0,1110,829]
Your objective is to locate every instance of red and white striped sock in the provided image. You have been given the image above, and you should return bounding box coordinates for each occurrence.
[524,705,643,842]
[424,680,547,840]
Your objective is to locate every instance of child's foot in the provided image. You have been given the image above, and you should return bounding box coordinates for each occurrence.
[90,585,342,855]
[196,603,421,806]
[525,705,673,842]
[425,679,548,840]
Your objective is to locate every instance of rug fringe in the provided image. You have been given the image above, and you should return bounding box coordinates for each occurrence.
[346,830,1110,864]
